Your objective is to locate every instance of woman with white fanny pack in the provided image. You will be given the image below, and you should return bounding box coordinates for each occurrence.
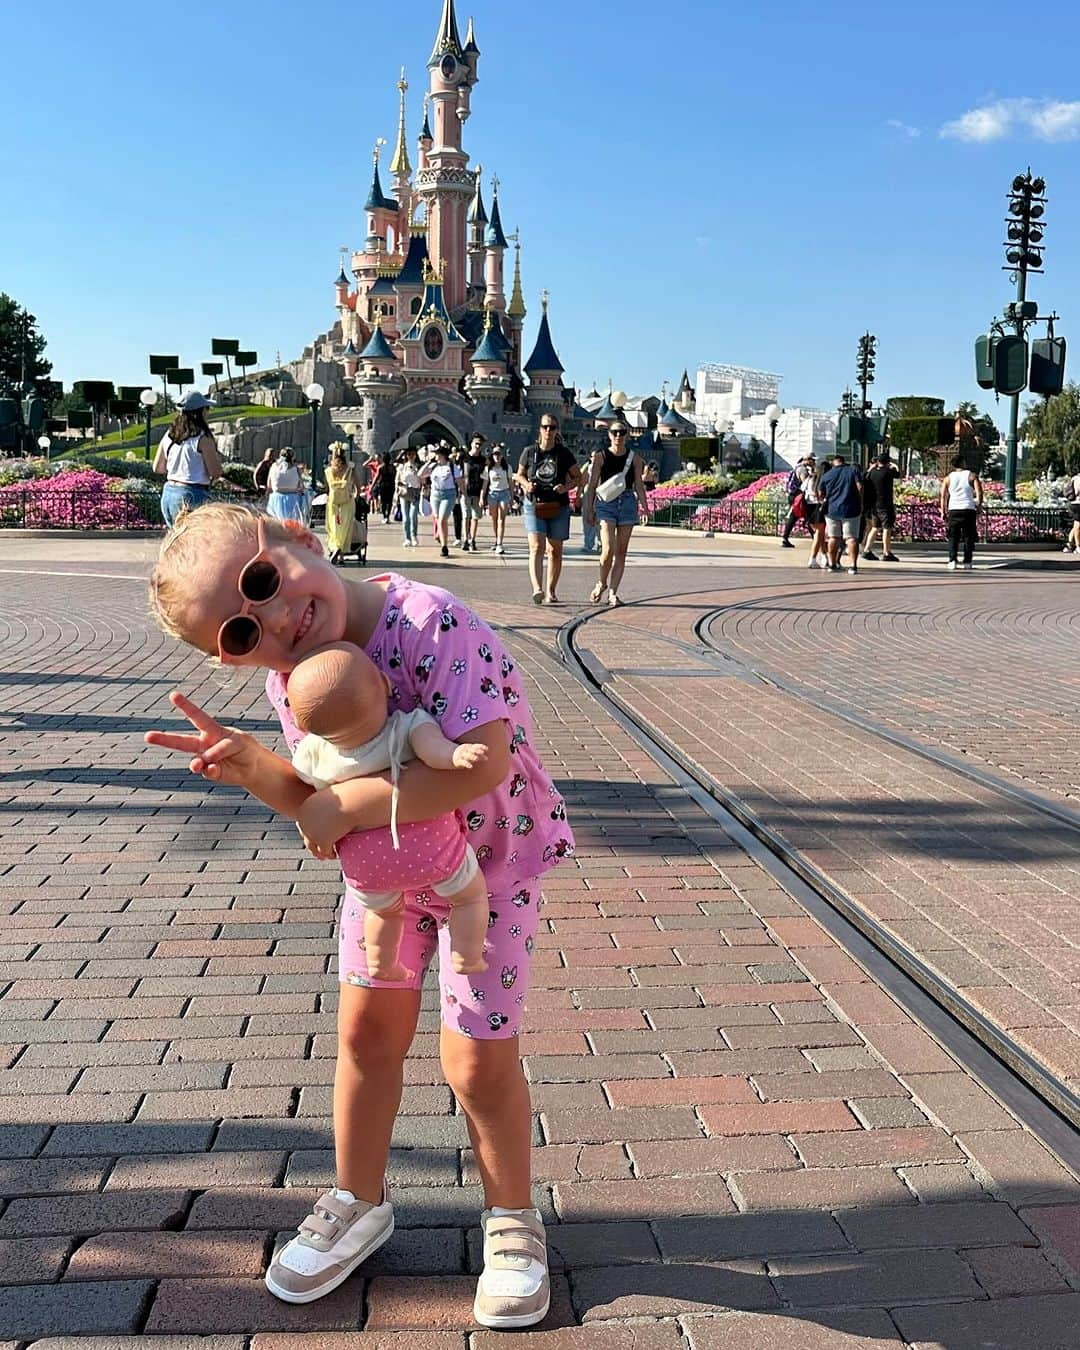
[585,421,650,606]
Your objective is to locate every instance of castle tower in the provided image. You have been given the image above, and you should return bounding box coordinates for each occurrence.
[467,166,487,294]
[524,291,566,422]
[416,0,478,312]
[364,141,399,255]
[353,314,402,459]
[507,230,527,372]
[484,173,508,314]
[389,68,413,253]
[466,309,511,436]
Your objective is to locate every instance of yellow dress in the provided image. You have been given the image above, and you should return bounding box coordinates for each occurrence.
[325,466,356,555]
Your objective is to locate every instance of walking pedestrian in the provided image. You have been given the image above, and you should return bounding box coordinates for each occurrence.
[447,443,465,546]
[819,453,864,575]
[265,448,307,524]
[802,460,828,568]
[461,434,487,552]
[585,420,650,607]
[395,448,422,548]
[862,452,901,562]
[420,444,459,558]
[481,444,511,554]
[515,415,581,605]
[580,478,600,555]
[780,456,813,547]
[372,453,396,524]
[323,443,362,566]
[152,391,223,526]
[940,455,983,571]
[1064,468,1080,553]
[253,446,275,500]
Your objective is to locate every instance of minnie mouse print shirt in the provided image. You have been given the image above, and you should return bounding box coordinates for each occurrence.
[266,573,574,889]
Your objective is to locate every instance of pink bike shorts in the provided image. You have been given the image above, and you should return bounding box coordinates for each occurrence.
[337,873,541,1040]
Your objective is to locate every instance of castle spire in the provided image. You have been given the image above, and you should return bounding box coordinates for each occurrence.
[365,138,397,211]
[390,68,411,176]
[508,230,526,318]
[485,172,508,249]
[524,291,565,375]
[419,93,433,144]
[468,165,488,225]
[464,15,480,55]
[429,0,464,65]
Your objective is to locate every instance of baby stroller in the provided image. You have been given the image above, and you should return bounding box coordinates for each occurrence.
[341,494,369,566]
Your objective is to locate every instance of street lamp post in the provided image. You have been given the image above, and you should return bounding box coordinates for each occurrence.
[855,334,876,469]
[37,435,51,461]
[140,389,158,462]
[765,403,782,473]
[305,382,324,475]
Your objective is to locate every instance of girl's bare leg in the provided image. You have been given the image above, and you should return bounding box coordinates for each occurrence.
[441,1030,533,1209]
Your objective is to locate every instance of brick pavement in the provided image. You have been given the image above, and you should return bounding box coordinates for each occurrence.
[0,547,1078,1347]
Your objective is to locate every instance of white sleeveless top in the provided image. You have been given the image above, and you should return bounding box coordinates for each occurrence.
[163,434,211,486]
[269,462,302,493]
[946,469,977,511]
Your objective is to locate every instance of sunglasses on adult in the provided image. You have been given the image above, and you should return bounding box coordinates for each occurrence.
[610,429,627,438]
[216,517,285,660]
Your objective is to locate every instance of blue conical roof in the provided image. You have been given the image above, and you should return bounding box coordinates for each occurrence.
[485,188,508,249]
[342,339,359,358]
[468,175,488,226]
[365,161,398,213]
[429,0,464,64]
[472,316,507,366]
[402,276,466,344]
[524,308,564,375]
[593,393,619,421]
[656,397,669,418]
[661,404,688,429]
[335,264,352,288]
[397,231,429,286]
[360,324,396,362]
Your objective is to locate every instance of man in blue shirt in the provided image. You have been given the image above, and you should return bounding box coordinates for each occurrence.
[819,454,864,574]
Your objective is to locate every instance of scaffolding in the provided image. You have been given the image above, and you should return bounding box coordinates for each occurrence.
[697,363,781,401]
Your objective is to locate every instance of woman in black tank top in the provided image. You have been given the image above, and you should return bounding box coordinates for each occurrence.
[583,421,650,607]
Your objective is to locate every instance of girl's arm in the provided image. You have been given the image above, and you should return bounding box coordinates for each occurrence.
[298,718,510,853]
[145,692,314,820]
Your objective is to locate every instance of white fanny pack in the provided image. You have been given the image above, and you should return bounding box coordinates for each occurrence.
[595,451,633,503]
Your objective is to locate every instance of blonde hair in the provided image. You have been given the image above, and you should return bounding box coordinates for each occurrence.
[149,502,298,646]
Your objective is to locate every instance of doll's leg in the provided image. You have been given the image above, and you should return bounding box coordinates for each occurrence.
[443,869,490,975]
[362,894,412,983]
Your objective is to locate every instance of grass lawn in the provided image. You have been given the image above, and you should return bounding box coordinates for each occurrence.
[70,405,307,454]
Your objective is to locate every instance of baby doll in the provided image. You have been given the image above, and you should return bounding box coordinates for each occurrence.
[288,642,490,979]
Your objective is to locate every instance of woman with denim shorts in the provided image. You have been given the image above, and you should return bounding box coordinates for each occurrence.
[482,445,512,554]
[153,390,223,526]
[585,421,649,607]
[420,445,459,558]
[514,417,581,605]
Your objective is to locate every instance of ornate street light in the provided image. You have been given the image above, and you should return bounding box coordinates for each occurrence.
[765,403,782,473]
[140,388,158,462]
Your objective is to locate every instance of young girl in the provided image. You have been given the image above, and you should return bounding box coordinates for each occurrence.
[146,503,574,1329]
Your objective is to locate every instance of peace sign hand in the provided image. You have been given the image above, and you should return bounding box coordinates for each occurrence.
[144,691,264,788]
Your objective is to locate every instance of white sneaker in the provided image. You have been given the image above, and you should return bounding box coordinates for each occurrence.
[496,545,505,555]
[265,1187,394,1304]
[473,1207,550,1330]
[807,557,817,568]
[963,562,974,571]
[817,554,830,569]
[947,560,958,571]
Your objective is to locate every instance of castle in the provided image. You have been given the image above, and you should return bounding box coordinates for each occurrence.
[324,0,580,462]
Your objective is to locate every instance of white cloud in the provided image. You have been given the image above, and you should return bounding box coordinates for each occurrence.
[886,119,921,141]
[940,97,1080,143]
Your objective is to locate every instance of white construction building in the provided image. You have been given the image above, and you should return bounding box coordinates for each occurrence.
[694,363,836,467]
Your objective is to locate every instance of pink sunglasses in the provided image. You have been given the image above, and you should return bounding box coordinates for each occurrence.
[216,518,283,661]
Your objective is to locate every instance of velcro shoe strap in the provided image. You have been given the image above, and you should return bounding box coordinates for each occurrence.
[299,1214,340,1241]
[485,1220,547,1267]
[314,1193,356,1223]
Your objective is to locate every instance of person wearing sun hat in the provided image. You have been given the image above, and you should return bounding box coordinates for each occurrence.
[153,390,223,526]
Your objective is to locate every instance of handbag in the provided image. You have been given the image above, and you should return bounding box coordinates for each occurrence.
[533,499,562,520]
[595,452,633,503]
[792,492,806,520]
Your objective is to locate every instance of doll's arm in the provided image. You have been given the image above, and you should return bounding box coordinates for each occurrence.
[409,719,489,771]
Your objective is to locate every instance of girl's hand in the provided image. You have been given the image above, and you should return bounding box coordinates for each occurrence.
[144,692,264,788]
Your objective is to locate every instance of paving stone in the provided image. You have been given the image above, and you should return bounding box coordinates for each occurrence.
[472,1329,682,1350]
[554,1175,735,1222]
[700,1101,858,1136]
[541,1106,703,1144]
[898,1162,988,1202]
[893,1291,1080,1349]
[0,1155,111,1198]
[31,1339,246,1350]
[0,1124,51,1158]
[730,1165,913,1212]
[253,1335,463,1350]
[43,1122,217,1157]
[849,1097,929,1129]
[769,1248,981,1306]
[571,1261,778,1320]
[0,1188,190,1238]
[145,1276,362,1332]
[902,1073,1019,1131]
[1018,1205,1080,1276]
[366,1272,572,1330]
[0,1234,71,1284]
[653,1211,848,1262]
[962,1243,1071,1296]
[67,1229,266,1280]
[683,1309,905,1348]
[838,1200,1038,1251]
[0,1279,155,1337]
[960,1129,1080,1206]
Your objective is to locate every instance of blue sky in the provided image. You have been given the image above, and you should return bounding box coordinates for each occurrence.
[4,0,1079,425]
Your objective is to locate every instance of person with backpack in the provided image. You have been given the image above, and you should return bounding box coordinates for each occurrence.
[780,456,813,548]
[1064,469,1080,554]
[461,434,487,552]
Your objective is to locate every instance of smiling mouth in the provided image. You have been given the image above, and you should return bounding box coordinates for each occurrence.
[293,601,315,648]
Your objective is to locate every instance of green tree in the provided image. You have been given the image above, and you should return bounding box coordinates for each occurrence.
[1019,382,1080,477]
[0,294,52,394]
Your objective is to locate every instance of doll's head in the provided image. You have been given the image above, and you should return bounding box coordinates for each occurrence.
[287,642,390,749]
[149,504,348,672]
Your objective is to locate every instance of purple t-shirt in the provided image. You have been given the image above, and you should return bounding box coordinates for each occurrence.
[265,573,574,889]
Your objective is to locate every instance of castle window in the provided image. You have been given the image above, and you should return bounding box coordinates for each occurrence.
[367,418,373,430]
[410,297,422,315]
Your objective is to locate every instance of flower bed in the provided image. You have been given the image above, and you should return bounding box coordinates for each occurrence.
[0,469,160,529]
